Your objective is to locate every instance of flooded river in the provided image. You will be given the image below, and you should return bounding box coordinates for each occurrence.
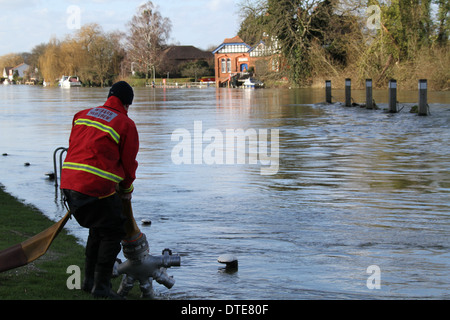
[0,85,449,299]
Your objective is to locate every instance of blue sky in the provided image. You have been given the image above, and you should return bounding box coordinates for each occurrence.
[0,0,242,55]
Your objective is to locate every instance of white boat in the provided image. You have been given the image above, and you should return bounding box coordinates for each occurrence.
[243,78,264,89]
[59,76,81,88]
[3,79,11,85]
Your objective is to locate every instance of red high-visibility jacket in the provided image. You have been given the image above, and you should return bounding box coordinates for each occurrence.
[60,96,139,198]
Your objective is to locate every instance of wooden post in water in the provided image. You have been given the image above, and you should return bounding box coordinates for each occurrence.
[418,79,428,116]
[345,78,352,107]
[325,80,332,103]
[388,79,397,113]
[365,79,373,109]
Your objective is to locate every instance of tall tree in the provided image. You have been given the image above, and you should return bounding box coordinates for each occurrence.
[37,24,125,86]
[238,0,360,85]
[238,0,269,46]
[435,0,449,46]
[60,37,84,76]
[74,24,125,86]
[39,38,63,84]
[28,43,48,80]
[126,1,172,82]
[76,23,104,85]
[359,0,438,84]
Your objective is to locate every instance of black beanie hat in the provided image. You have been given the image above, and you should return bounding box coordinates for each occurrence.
[108,81,134,105]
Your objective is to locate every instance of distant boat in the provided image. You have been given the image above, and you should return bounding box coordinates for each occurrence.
[3,79,11,85]
[59,76,81,88]
[243,77,264,89]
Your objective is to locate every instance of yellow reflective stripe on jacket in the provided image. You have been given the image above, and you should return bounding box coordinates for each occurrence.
[62,162,123,183]
[74,118,120,144]
[119,184,134,194]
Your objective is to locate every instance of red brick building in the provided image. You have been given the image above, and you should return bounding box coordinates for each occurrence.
[212,35,278,87]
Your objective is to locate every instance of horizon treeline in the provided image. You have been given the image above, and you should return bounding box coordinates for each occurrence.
[0,1,176,87]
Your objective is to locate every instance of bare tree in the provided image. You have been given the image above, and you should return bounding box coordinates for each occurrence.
[126,1,172,81]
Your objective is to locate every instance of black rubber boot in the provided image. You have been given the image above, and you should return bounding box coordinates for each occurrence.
[91,271,124,300]
[81,257,96,293]
[82,276,94,293]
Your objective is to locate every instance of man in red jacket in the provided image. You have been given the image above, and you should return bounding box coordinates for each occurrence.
[61,81,139,299]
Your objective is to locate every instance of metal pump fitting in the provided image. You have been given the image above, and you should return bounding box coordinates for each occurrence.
[114,233,181,298]
[161,248,181,269]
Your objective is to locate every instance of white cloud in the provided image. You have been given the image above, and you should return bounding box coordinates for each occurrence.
[207,0,232,12]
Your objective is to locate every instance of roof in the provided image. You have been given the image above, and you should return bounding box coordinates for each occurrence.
[161,46,212,61]
[248,40,266,52]
[223,35,245,44]
[13,63,25,68]
[212,36,252,54]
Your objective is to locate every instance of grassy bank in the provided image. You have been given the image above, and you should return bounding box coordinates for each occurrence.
[0,185,136,300]
[0,184,88,299]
